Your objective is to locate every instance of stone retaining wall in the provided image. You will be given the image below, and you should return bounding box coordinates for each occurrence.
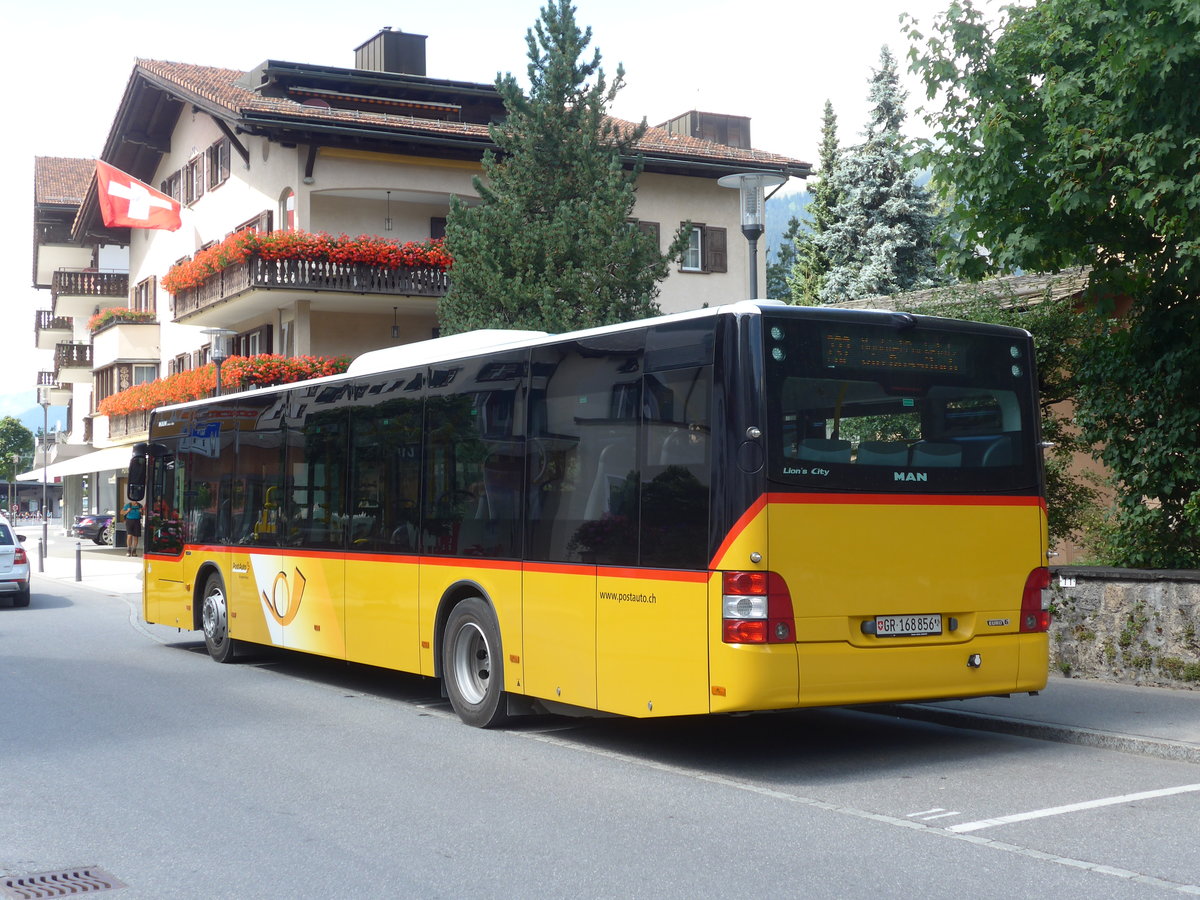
[1050,567,1200,688]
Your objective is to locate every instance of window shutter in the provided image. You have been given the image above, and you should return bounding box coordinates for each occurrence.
[704,226,727,273]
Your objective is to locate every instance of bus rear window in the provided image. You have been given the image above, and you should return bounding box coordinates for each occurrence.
[765,317,1039,493]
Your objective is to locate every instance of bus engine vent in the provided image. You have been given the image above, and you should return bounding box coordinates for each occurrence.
[1,868,127,898]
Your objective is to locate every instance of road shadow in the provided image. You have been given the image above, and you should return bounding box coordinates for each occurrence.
[155,637,1042,786]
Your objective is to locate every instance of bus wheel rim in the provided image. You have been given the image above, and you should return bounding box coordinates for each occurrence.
[203,586,227,646]
[451,621,490,706]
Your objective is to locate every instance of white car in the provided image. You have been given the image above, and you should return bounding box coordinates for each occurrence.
[0,514,31,607]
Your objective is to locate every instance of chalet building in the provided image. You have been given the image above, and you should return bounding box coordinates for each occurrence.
[29,28,810,532]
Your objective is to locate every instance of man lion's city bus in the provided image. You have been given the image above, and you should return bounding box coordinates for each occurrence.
[128,301,1051,727]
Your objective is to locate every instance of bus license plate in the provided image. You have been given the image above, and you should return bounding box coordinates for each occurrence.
[875,614,942,637]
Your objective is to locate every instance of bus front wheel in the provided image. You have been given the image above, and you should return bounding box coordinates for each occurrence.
[442,597,508,728]
[201,573,237,664]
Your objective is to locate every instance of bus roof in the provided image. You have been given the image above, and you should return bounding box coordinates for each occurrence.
[154,299,1021,416]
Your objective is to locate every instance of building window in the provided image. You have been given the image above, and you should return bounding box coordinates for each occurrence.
[131,277,156,313]
[682,226,703,272]
[171,354,190,376]
[280,189,296,231]
[160,170,182,203]
[230,210,272,237]
[206,138,231,190]
[234,325,272,357]
[184,156,205,205]
[430,217,447,240]
[680,224,727,274]
[133,364,157,386]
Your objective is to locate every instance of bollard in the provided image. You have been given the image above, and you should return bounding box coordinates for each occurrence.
[38,537,44,573]
[75,541,82,582]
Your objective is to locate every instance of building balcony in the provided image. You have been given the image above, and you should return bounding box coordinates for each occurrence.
[51,269,130,319]
[91,318,160,370]
[37,371,74,405]
[35,309,73,351]
[105,411,150,441]
[54,343,93,384]
[170,254,449,326]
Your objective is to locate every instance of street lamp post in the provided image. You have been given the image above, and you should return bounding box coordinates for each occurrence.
[8,453,17,516]
[717,172,788,299]
[37,386,50,571]
[202,328,236,397]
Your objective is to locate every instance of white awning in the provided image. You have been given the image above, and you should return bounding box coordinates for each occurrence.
[16,445,138,482]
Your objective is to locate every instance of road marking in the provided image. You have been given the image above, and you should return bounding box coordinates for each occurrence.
[949,782,1200,833]
[907,808,962,821]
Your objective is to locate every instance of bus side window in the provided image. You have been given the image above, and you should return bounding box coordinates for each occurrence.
[528,335,644,565]
[423,353,525,559]
[640,366,712,570]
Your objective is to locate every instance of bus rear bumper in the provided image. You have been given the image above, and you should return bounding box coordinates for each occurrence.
[794,633,1049,707]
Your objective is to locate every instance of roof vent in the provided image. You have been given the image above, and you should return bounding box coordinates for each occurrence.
[355,28,427,76]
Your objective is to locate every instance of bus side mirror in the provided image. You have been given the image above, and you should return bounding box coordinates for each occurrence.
[128,456,147,502]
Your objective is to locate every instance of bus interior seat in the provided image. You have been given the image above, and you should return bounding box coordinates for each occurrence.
[910,441,963,467]
[796,438,852,463]
[855,441,909,466]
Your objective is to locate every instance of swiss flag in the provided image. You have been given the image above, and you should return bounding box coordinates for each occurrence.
[95,160,182,231]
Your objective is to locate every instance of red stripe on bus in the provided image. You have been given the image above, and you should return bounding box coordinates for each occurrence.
[707,494,769,570]
[596,566,709,583]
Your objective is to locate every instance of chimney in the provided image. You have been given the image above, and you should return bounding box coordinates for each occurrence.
[355,28,427,76]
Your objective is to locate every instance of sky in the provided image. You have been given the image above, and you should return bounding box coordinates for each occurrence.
[1,0,985,432]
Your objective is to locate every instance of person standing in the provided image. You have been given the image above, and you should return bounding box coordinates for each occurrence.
[122,498,143,556]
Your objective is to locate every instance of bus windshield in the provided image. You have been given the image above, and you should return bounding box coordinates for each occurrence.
[764,314,1040,494]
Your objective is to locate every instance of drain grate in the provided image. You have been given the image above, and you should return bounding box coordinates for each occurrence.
[1,868,126,898]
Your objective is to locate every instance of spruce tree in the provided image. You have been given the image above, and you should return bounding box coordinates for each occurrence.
[440,1,687,335]
[787,100,841,305]
[818,47,942,303]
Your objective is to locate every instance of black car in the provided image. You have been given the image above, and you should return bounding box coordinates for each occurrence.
[74,513,115,545]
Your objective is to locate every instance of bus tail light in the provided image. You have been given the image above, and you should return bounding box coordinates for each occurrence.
[722,571,795,644]
[1020,567,1052,633]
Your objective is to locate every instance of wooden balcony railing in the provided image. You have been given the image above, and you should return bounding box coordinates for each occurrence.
[171,255,449,320]
[35,309,72,332]
[51,269,129,300]
[55,343,93,369]
[107,411,150,439]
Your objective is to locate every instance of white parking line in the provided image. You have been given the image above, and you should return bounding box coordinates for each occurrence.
[907,808,962,821]
[949,783,1200,833]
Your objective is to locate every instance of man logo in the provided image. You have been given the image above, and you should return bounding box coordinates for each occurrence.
[894,471,929,482]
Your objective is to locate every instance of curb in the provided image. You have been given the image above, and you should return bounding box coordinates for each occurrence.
[865,702,1200,765]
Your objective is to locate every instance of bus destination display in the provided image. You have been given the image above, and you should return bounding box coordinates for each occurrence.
[821,331,964,373]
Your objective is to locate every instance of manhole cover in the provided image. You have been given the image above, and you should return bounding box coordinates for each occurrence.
[1,868,126,898]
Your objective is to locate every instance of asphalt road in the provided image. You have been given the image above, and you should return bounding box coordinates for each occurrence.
[2,548,1198,898]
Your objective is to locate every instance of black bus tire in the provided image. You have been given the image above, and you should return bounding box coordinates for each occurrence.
[442,597,509,728]
[201,572,237,663]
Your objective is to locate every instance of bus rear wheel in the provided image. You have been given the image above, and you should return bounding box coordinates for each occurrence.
[442,597,508,728]
[201,573,237,663]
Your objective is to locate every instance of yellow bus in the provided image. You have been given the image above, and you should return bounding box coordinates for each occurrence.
[128,301,1050,727]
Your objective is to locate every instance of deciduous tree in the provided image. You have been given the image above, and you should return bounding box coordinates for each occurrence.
[908,0,1200,566]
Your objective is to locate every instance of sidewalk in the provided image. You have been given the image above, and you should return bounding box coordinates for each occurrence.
[873,676,1200,764]
[30,538,145,596]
